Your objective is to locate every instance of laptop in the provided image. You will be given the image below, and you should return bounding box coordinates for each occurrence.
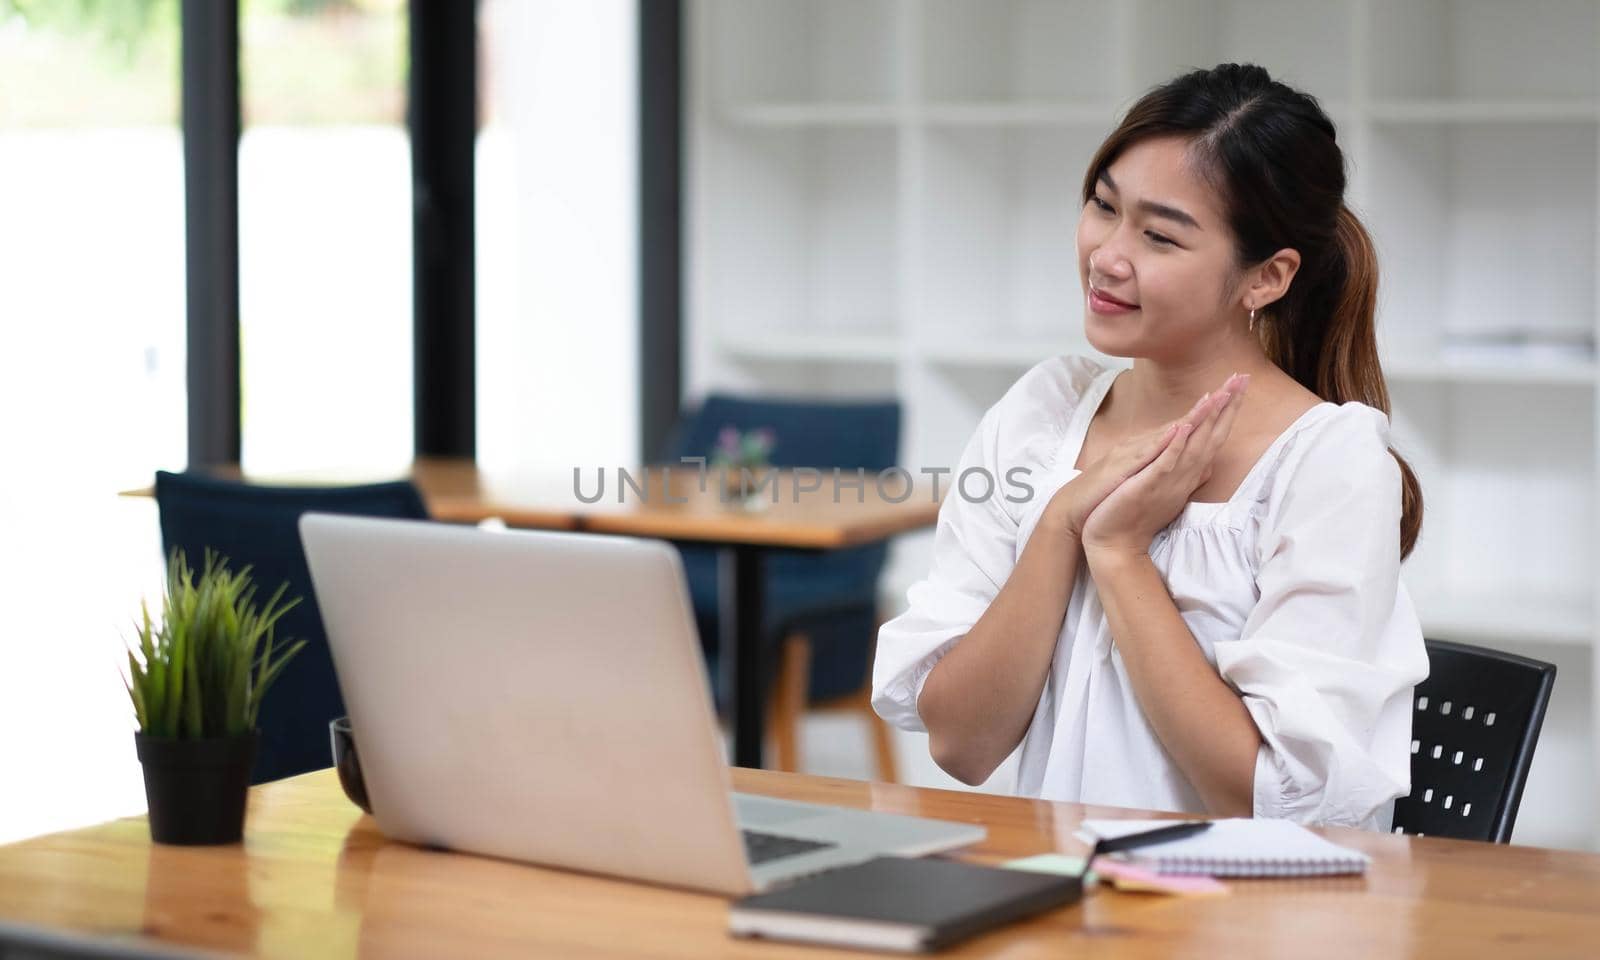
[299,513,985,895]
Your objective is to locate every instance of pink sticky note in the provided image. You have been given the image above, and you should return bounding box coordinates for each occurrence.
[1091,857,1229,896]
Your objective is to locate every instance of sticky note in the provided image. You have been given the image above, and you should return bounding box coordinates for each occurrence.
[1091,857,1229,897]
[1002,853,1091,882]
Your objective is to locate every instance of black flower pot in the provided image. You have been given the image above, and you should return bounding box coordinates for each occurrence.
[134,731,258,845]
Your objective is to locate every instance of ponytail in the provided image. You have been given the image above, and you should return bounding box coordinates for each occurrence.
[1093,65,1424,559]
[1259,205,1423,560]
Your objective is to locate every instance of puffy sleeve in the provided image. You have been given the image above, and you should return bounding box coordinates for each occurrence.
[1213,405,1429,829]
[870,404,1020,732]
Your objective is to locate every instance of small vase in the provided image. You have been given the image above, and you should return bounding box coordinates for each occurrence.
[719,466,772,512]
[134,731,258,845]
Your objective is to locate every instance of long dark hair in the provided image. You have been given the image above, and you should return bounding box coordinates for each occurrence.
[1084,63,1422,559]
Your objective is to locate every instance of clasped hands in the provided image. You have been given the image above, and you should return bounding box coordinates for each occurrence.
[1049,372,1250,567]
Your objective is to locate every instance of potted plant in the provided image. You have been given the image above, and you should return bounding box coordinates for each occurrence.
[711,425,776,510]
[123,549,305,845]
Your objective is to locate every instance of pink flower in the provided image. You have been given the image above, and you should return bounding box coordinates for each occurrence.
[716,425,742,458]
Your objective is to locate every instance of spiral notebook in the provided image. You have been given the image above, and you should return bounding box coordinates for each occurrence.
[1077,819,1370,877]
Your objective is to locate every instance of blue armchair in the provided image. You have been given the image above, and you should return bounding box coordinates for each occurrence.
[663,394,901,778]
[153,470,430,784]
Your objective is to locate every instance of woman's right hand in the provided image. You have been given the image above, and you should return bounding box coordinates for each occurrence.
[1045,387,1229,538]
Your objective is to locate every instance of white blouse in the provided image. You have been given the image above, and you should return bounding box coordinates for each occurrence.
[873,355,1428,830]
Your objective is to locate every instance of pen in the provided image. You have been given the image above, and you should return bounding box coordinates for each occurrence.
[1077,820,1213,880]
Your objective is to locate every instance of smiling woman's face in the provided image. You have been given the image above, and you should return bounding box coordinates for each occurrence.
[1076,135,1243,360]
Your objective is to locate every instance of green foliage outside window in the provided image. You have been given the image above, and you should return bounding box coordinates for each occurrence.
[0,0,405,127]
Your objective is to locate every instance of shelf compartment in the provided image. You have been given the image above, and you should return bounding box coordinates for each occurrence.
[918,102,1119,128]
[910,363,1032,472]
[711,356,900,402]
[1364,121,1597,355]
[1128,0,1353,102]
[719,329,900,363]
[1369,0,1599,102]
[707,0,899,106]
[1382,356,1597,387]
[1388,383,1594,641]
[920,0,1117,103]
[720,102,903,128]
[1410,585,1594,647]
[917,126,1099,341]
[1369,100,1598,124]
[920,335,1105,370]
[699,125,898,338]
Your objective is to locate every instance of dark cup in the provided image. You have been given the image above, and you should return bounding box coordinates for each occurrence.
[330,716,372,814]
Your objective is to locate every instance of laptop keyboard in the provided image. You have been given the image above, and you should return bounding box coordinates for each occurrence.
[741,829,837,866]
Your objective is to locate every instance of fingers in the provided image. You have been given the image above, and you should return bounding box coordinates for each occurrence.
[1182,378,1236,450]
[1097,422,1177,493]
[1127,372,1251,472]
[1126,420,1180,472]
[1150,422,1193,473]
[1171,372,1243,434]
[1120,419,1182,465]
[1148,421,1181,455]
[1183,374,1249,471]
[1206,376,1247,452]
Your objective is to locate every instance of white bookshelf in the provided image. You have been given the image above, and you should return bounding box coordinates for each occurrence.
[686,0,1600,849]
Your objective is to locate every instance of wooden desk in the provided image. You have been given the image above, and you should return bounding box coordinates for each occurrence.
[4,770,1600,958]
[126,460,942,768]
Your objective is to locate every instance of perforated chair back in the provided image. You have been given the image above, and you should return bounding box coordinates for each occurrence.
[154,470,431,783]
[1392,639,1555,842]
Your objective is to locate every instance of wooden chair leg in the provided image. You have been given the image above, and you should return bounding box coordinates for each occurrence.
[863,611,896,783]
[769,618,897,781]
[858,688,898,784]
[768,632,811,773]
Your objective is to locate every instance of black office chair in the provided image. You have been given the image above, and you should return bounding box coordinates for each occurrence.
[154,470,431,784]
[1391,639,1556,843]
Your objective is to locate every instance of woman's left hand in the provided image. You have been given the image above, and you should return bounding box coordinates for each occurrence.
[1080,373,1248,564]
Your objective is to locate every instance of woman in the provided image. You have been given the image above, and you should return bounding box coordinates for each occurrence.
[872,64,1428,830]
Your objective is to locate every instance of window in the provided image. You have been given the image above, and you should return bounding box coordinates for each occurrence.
[0,0,185,841]
[477,0,638,472]
[239,0,412,471]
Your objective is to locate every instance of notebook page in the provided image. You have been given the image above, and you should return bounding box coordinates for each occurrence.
[1076,819,1370,877]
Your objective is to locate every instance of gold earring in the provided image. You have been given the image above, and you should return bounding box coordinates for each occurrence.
[1249,307,1257,332]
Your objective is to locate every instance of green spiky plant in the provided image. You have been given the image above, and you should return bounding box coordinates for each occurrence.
[126,549,307,740]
